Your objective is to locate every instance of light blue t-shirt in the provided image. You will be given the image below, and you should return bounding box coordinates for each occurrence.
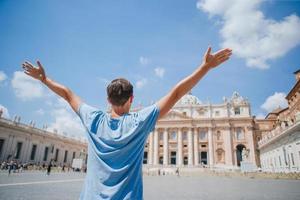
[77,103,160,200]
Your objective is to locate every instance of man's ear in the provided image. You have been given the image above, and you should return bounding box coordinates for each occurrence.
[129,95,134,103]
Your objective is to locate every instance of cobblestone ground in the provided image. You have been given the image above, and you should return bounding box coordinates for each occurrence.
[0,171,300,200]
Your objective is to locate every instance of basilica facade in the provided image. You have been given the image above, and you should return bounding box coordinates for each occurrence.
[143,92,257,169]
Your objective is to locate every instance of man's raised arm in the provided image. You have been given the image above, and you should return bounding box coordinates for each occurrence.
[22,61,82,113]
[157,46,232,119]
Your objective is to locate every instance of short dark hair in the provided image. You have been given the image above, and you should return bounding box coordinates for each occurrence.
[107,78,133,106]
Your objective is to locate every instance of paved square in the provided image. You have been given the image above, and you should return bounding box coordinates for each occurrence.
[0,171,299,200]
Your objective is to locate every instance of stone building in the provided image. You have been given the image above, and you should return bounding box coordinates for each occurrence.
[257,70,300,172]
[0,117,87,167]
[144,92,257,169]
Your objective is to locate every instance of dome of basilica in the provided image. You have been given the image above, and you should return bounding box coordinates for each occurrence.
[175,92,201,106]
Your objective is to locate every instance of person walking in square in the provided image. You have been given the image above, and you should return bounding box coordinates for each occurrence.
[22,46,232,199]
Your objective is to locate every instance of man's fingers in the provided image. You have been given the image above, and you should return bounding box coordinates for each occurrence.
[205,46,212,58]
[218,56,230,64]
[37,60,43,69]
[215,51,232,61]
[217,51,232,60]
[23,62,34,70]
[214,48,232,58]
[24,61,35,68]
[22,63,33,71]
[23,71,31,76]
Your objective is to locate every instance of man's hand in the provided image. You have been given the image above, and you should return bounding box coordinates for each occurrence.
[22,61,46,82]
[156,46,232,119]
[202,47,232,70]
[21,60,82,113]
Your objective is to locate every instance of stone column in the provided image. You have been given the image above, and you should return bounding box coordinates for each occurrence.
[24,137,33,163]
[208,127,214,167]
[37,142,44,163]
[177,128,183,166]
[22,138,31,163]
[163,129,169,166]
[193,128,199,165]
[246,127,257,166]
[153,129,158,165]
[148,132,154,165]
[4,135,15,159]
[224,128,233,166]
[188,128,194,166]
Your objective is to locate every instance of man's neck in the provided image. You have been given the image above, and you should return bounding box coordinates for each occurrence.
[111,107,128,118]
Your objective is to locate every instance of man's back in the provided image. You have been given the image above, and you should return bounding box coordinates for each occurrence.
[78,103,160,200]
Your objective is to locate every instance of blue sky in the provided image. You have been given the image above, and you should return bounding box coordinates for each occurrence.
[0,0,300,137]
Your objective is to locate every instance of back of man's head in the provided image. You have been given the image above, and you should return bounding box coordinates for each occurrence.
[107,78,133,106]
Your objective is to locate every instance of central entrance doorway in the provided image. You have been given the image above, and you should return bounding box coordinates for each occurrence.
[236,144,246,166]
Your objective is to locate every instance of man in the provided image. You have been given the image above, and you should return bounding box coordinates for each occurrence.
[47,159,53,176]
[22,46,232,199]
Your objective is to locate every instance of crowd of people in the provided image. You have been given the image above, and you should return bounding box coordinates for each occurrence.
[0,159,82,175]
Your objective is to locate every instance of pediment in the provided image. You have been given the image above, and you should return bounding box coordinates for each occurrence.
[161,110,192,120]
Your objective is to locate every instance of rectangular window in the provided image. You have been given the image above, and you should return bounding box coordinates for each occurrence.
[182,132,187,140]
[199,131,207,140]
[170,151,176,165]
[234,107,241,115]
[215,111,220,116]
[64,150,68,163]
[15,142,23,159]
[72,152,76,160]
[159,156,163,165]
[30,144,37,160]
[279,156,282,166]
[54,149,59,162]
[0,139,4,157]
[159,132,163,141]
[51,145,54,153]
[170,132,177,140]
[43,147,49,161]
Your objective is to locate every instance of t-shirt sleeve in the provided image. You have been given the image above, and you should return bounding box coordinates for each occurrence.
[77,103,103,134]
[137,104,160,133]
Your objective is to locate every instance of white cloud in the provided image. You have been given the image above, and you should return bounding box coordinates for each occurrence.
[0,71,7,83]
[35,108,45,115]
[197,0,300,69]
[139,56,150,65]
[11,71,46,101]
[261,92,288,113]
[135,78,147,89]
[47,97,85,137]
[154,67,165,78]
[0,104,10,118]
